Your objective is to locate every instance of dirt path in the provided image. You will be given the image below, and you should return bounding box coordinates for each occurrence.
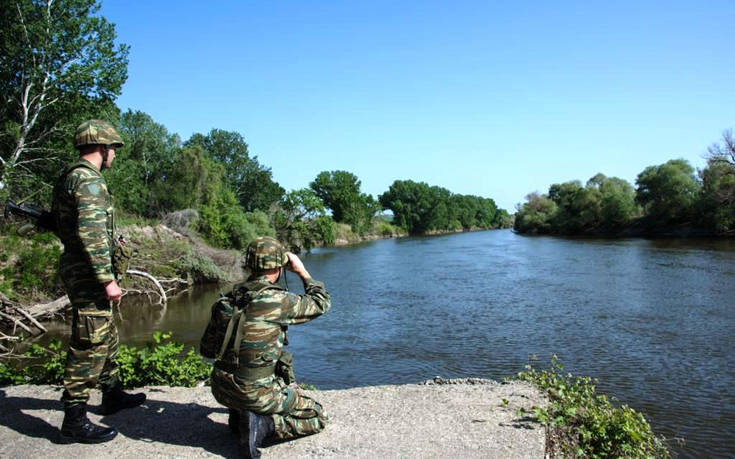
[0,379,545,458]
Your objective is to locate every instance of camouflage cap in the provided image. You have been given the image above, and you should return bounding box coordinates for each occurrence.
[74,119,124,149]
[244,236,288,271]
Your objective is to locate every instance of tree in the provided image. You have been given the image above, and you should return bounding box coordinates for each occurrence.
[513,192,558,234]
[707,129,735,167]
[700,131,735,232]
[107,110,180,216]
[548,180,601,233]
[185,129,283,212]
[310,170,378,233]
[0,0,129,198]
[272,188,334,252]
[597,176,637,229]
[635,159,700,225]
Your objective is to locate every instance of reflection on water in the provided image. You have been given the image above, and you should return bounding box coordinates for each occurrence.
[45,230,735,457]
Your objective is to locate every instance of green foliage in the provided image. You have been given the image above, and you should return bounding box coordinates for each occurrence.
[0,0,129,195]
[106,110,181,216]
[173,249,228,283]
[514,192,558,234]
[186,129,284,212]
[117,332,211,388]
[0,335,210,388]
[272,188,335,252]
[0,340,66,386]
[0,231,62,300]
[699,158,735,233]
[310,170,379,233]
[380,180,501,235]
[517,356,668,458]
[636,159,700,226]
[514,173,639,235]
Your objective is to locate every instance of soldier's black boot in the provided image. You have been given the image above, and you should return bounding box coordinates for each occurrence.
[60,404,118,444]
[241,411,275,459]
[100,380,146,415]
[228,408,241,435]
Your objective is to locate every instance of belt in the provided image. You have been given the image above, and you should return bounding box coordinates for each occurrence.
[215,361,275,381]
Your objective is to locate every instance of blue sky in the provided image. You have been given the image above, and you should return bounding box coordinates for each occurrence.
[101,0,734,212]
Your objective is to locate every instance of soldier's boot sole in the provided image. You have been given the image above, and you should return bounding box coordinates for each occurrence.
[59,425,118,444]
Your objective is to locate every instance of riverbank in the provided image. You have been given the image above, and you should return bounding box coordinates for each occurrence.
[0,379,546,458]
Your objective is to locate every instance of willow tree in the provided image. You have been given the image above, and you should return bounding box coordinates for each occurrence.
[0,0,128,199]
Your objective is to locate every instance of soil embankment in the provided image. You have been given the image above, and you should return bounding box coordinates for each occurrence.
[0,379,545,458]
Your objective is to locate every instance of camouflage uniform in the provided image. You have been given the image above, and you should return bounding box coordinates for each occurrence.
[52,137,119,409]
[211,274,331,440]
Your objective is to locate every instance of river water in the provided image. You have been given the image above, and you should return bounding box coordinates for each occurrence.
[46,229,734,457]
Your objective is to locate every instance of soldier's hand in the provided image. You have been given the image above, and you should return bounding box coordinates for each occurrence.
[285,252,311,279]
[105,280,122,301]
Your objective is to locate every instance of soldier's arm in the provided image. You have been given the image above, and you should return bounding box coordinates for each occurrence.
[282,279,331,325]
[73,173,114,285]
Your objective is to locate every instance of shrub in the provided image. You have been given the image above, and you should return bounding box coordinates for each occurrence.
[117,332,211,388]
[516,356,669,458]
[0,333,211,388]
[0,231,62,300]
[0,340,66,385]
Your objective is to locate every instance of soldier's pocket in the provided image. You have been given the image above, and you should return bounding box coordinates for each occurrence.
[72,313,111,348]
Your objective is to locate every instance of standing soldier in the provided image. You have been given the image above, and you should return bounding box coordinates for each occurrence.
[208,236,331,458]
[52,120,145,443]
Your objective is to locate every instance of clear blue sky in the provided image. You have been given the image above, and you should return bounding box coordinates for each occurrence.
[101,0,734,212]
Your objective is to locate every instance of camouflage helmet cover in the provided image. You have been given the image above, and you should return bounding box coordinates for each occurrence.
[74,119,124,149]
[244,236,288,271]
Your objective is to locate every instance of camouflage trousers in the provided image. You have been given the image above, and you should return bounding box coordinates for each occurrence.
[211,368,328,440]
[61,277,119,408]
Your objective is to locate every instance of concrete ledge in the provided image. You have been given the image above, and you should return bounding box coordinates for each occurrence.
[0,380,545,458]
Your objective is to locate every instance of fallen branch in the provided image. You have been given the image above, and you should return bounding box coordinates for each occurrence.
[0,310,34,335]
[8,304,47,333]
[26,295,70,318]
[127,269,167,305]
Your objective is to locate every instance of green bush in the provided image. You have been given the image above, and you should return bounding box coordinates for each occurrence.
[0,340,67,385]
[516,356,669,458]
[0,333,211,388]
[118,332,211,388]
[0,231,62,300]
[174,249,228,283]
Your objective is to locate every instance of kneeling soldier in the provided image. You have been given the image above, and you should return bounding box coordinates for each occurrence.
[209,237,331,458]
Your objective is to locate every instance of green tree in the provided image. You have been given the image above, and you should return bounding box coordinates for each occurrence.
[636,159,700,225]
[513,192,558,234]
[597,176,638,229]
[701,128,735,232]
[310,170,378,233]
[153,145,211,212]
[548,180,601,233]
[0,0,129,198]
[107,110,180,216]
[379,180,436,234]
[185,129,283,212]
[272,188,334,252]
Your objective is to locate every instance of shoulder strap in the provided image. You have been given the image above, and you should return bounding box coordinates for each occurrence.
[215,285,273,362]
[62,160,99,178]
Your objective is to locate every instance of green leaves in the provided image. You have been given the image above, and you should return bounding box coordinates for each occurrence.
[116,333,211,388]
[636,159,700,226]
[310,170,378,234]
[379,179,501,235]
[517,356,669,458]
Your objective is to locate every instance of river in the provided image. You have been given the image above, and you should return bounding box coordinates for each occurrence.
[46,229,735,457]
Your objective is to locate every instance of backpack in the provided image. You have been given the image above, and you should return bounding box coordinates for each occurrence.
[199,285,271,360]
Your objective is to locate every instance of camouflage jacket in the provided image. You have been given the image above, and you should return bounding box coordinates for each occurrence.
[220,275,331,370]
[51,158,115,285]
